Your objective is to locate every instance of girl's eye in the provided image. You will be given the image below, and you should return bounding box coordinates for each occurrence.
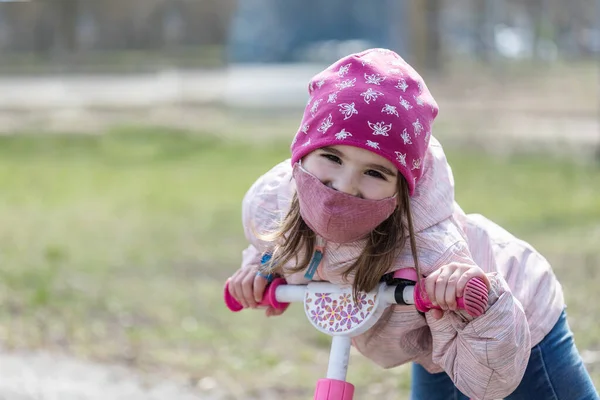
[321,154,341,164]
[366,170,386,180]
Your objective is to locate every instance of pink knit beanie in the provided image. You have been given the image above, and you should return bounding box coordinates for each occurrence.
[290,48,439,195]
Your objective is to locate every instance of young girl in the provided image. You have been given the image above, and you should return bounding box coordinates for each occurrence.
[226,49,598,399]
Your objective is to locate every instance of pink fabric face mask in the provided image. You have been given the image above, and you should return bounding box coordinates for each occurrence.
[292,163,397,244]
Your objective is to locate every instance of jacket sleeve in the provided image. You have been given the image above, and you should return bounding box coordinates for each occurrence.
[238,161,289,269]
[426,241,531,400]
[240,243,262,269]
[238,160,312,284]
[241,160,293,250]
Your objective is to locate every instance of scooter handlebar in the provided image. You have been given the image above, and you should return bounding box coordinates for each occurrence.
[224,276,489,317]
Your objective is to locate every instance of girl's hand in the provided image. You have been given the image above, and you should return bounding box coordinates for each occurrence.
[424,263,490,320]
[227,265,286,317]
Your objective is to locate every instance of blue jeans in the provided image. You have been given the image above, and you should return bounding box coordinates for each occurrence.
[410,310,599,399]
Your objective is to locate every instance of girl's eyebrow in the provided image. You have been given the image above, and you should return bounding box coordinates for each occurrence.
[320,146,397,177]
[321,146,344,157]
[367,163,397,177]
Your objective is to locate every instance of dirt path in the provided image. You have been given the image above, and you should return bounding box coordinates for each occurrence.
[0,349,221,400]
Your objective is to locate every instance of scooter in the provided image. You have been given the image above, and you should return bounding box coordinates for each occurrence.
[224,268,488,400]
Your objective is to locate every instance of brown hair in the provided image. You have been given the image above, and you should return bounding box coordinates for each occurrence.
[260,174,419,300]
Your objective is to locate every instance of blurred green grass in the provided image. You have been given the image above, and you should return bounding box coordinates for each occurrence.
[0,127,598,399]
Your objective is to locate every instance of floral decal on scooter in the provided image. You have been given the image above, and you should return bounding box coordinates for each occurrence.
[305,289,377,334]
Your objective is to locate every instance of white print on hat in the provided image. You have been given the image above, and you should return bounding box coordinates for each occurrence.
[390,59,404,67]
[366,140,380,149]
[413,119,424,136]
[310,99,322,116]
[317,114,334,134]
[364,72,386,85]
[399,96,413,110]
[316,78,326,88]
[414,94,424,106]
[395,151,407,167]
[301,123,310,134]
[335,129,352,140]
[396,78,408,92]
[401,128,412,145]
[302,138,312,147]
[338,103,358,120]
[338,63,351,77]
[381,104,399,117]
[335,78,356,90]
[327,92,339,103]
[368,121,392,136]
[412,158,422,170]
[360,88,384,104]
[388,68,402,75]
[361,57,374,66]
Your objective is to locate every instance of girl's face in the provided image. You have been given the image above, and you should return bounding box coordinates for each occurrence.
[302,145,398,200]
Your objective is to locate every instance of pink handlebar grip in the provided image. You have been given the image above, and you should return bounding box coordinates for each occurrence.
[413,277,489,317]
[224,277,290,312]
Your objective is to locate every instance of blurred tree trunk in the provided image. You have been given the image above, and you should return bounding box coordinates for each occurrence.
[388,0,410,58]
[524,0,543,59]
[54,0,79,54]
[474,0,499,64]
[474,0,489,62]
[410,0,427,68]
[411,0,442,72]
[425,0,442,71]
